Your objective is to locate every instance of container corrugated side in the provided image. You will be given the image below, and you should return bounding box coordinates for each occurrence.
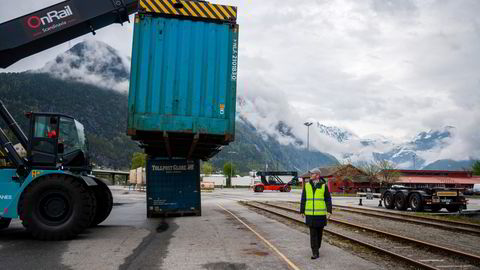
[146,158,201,217]
[128,15,238,138]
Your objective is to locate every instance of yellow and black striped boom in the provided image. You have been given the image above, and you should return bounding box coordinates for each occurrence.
[139,0,237,22]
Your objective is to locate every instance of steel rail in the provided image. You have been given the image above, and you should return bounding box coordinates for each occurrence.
[241,201,440,270]
[328,205,480,235]
[331,204,480,231]
[247,201,480,268]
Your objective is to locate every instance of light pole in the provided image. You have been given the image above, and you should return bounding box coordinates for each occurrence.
[413,153,416,170]
[304,122,313,172]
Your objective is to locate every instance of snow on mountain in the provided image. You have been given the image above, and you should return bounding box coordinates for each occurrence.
[315,123,356,143]
[236,94,458,169]
[303,121,456,169]
[35,40,130,92]
[367,126,455,169]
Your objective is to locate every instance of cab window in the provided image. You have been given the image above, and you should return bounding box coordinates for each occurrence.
[33,116,58,138]
[59,117,80,154]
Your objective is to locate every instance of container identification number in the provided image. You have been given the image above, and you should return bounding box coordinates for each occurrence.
[231,38,238,81]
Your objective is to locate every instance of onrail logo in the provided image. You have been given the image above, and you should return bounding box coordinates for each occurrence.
[26,5,73,29]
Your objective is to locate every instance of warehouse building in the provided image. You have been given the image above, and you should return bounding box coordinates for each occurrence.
[387,170,480,189]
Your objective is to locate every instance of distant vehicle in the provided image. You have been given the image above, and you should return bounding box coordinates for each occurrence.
[382,186,467,212]
[473,184,480,195]
[253,171,298,193]
[464,189,474,196]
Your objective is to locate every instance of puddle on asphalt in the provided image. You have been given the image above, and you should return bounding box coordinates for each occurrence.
[156,221,169,233]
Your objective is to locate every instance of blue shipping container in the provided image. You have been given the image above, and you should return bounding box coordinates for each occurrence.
[146,158,201,217]
[128,13,239,160]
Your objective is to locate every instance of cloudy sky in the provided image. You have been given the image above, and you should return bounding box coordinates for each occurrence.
[1,0,479,161]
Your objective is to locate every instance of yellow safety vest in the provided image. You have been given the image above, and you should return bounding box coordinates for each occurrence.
[305,182,327,216]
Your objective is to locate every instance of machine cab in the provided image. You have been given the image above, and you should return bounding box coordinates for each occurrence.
[27,113,89,170]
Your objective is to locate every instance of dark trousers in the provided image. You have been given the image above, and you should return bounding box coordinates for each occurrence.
[309,226,324,255]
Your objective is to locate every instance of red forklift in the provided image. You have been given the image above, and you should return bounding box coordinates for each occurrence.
[253,171,298,193]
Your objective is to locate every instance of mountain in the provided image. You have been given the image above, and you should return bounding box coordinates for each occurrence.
[210,120,338,173]
[36,40,129,92]
[422,159,475,171]
[372,127,455,169]
[311,123,470,170]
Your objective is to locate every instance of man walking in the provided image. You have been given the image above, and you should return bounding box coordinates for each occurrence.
[300,171,332,259]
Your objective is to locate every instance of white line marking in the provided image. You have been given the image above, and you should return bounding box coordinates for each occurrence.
[419,259,445,262]
[217,204,301,270]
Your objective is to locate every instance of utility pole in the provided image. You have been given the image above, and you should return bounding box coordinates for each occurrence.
[304,122,313,172]
[413,153,416,170]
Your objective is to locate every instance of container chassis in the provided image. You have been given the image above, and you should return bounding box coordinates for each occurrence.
[381,185,467,212]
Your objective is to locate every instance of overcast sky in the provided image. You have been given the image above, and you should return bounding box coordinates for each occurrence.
[1,0,479,160]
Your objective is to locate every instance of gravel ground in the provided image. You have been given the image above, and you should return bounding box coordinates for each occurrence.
[274,201,480,257]
[247,201,480,270]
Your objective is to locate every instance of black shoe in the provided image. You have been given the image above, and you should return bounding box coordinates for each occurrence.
[311,254,319,260]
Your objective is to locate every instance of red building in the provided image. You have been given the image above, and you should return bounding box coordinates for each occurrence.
[386,170,480,189]
[301,165,379,194]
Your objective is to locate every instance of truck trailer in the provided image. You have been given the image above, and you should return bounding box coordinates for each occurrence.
[382,185,468,212]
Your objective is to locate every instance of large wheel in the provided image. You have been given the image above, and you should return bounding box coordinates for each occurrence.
[0,217,11,230]
[89,178,113,227]
[409,193,424,212]
[255,186,264,192]
[283,185,291,192]
[446,205,460,213]
[19,175,96,241]
[394,192,408,211]
[383,192,395,209]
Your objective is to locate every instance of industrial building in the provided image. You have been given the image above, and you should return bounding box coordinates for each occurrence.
[388,170,480,189]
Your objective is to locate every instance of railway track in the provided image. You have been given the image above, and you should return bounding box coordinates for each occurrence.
[243,201,480,270]
[329,204,480,235]
[286,201,480,235]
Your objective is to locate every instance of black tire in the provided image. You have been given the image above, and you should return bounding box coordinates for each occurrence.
[383,192,395,209]
[446,205,460,213]
[394,192,408,211]
[0,217,11,230]
[89,178,113,227]
[430,205,442,212]
[409,193,424,212]
[255,186,264,192]
[18,175,96,241]
[283,185,291,192]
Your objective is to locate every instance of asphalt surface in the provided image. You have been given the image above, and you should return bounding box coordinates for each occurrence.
[2,187,477,269]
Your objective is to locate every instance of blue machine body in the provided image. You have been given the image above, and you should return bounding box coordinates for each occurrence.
[0,169,93,219]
